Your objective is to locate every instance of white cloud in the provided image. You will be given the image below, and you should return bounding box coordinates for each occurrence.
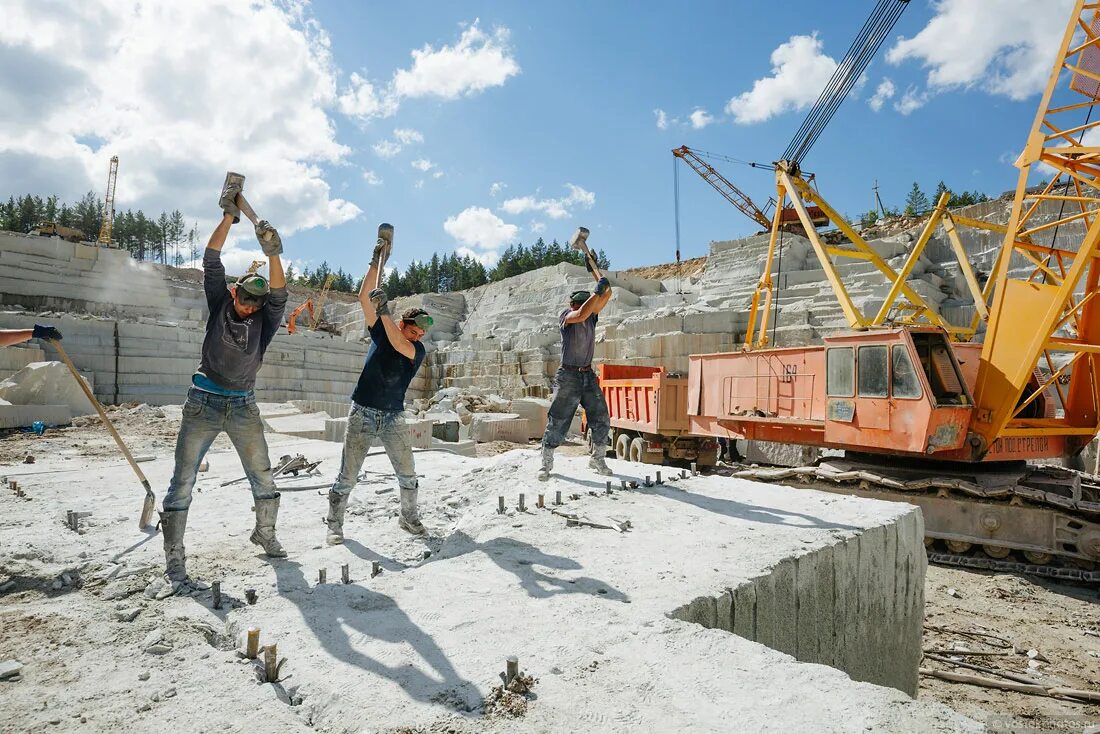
[393,20,520,100]
[887,0,1071,101]
[654,108,669,130]
[336,20,519,123]
[689,108,715,129]
[362,169,382,185]
[455,246,499,266]
[432,170,444,179]
[725,33,838,124]
[500,183,595,220]
[336,72,397,120]
[372,139,402,158]
[414,179,424,189]
[530,221,546,234]
[393,128,423,145]
[867,78,896,112]
[0,1,360,237]
[411,158,435,172]
[489,181,507,197]
[444,206,518,262]
[894,86,928,115]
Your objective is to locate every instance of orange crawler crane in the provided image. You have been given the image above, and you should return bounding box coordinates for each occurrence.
[680,2,1100,575]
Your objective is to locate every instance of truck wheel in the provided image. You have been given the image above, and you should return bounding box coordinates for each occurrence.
[615,433,631,461]
[629,436,646,463]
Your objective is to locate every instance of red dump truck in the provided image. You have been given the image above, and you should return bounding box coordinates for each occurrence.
[595,364,719,467]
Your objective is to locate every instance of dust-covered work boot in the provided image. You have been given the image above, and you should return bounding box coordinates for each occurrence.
[398,488,426,535]
[325,490,350,545]
[588,445,613,476]
[537,445,554,481]
[160,509,188,585]
[250,495,288,558]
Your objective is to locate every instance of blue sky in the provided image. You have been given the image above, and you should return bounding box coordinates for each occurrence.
[0,1,1072,276]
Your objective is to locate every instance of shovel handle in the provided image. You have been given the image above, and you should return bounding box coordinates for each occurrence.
[51,340,151,489]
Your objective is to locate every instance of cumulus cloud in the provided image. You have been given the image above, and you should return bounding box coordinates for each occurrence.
[336,20,520,123]
[500,183,595,220]
[894,86,928,115]
[337,72,397,119]
[887,0,1071,101]
[725,34,838,124]
[394,20,520,99]
[867,79,896,111]
[0,0,360,237]
[654,108,669,130]
[444,206,518,262]
[393,128,424,145]
[362,169,382,185]
[411,158,435,172]
[689,108,715,129]
[372,139,402,158]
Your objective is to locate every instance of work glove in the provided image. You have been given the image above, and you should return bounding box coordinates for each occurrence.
[32,324,62,341]
[371,225,394,268]
[219,172,244,224]
[368,288,390,316]
[254,220,283,257]
[595,276,610,296]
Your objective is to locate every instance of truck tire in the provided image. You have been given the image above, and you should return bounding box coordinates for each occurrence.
[615,433,631,461]
[629,436,646,463]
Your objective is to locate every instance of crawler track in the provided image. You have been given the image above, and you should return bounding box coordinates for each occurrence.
[726,458,1100,583]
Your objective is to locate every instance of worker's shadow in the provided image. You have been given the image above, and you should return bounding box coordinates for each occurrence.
[342,538,411,573]
[433,530,630,603]
[643,483,862,531]
[271,560,480,711]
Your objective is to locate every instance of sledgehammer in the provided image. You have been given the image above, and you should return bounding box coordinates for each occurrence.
[235,193,274,243]
[51,340,157,531]
[568,226,603,279]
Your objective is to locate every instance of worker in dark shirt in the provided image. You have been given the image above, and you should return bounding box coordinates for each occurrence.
[538,273,614,481]
[325,224,431,543]
[0,325,62,347]
[157,175,289,594]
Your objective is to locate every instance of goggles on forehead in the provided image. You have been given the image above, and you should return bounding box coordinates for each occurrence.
[402,314,433,330]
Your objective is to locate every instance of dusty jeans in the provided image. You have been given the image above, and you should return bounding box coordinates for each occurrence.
[163,388,278,511]
[541,367,611,450]
[331,404,417,497]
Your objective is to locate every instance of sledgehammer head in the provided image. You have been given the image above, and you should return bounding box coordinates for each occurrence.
[569,226,590,251]
[377,222,394,247]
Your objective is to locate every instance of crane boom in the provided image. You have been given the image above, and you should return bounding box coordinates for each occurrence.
[97,156,118,246]
[970,0,1100,455]
[672,146,772,230]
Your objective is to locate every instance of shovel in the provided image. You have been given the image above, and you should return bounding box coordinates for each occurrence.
[51,340,157,530]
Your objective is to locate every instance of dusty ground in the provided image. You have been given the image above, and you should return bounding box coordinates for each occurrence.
[1,412,1097,730]
[620,256,707,281]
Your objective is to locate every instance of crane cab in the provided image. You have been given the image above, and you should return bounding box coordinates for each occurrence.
[822,329,972,455]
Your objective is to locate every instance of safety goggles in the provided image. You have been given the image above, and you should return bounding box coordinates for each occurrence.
[402,314,434,330]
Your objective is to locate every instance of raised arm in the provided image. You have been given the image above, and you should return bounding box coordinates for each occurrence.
[358,261,381,328]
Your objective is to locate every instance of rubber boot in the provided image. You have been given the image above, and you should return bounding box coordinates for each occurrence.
[589,444,613,476]
[250,495,287,558]
[398,488,426,535]
[537,445,554,481]
[325,491,350,546]
[161,509,188,584]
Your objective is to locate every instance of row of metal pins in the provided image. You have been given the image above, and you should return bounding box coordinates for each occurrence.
[245,627,279,682]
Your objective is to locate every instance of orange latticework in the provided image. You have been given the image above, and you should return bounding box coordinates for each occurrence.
[972,1,1100,455]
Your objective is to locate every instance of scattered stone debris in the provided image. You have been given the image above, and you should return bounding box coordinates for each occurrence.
[0,660,24,680]
[483,672,537,719]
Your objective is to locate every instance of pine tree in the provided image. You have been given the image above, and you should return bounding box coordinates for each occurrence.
[932,180,948,206]
[904,182,929,216]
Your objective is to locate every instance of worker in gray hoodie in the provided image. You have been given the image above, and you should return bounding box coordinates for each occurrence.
[157,175,288,594]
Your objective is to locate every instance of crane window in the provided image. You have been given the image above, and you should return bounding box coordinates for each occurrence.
[826,347,854,397]
[891,346,922,399]
[858,345,888,398]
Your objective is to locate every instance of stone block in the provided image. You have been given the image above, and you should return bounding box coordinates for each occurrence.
[508,397,550,439]
[406,419,434,449]
[325,417,348,443]
[0,361,95,415]
[469,413,530,443]
[429,437,476,457]
[0,404,71,428]
[264,411,331,440]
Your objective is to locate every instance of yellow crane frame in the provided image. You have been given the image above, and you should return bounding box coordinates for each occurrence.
[970,0,1100,451]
